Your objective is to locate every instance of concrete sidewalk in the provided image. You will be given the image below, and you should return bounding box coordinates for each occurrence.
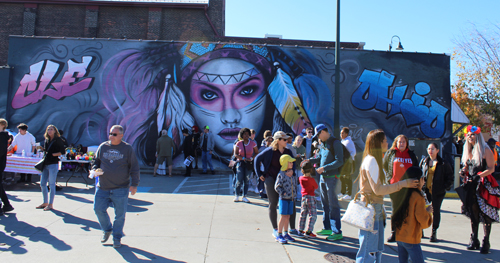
[0,170,499,263]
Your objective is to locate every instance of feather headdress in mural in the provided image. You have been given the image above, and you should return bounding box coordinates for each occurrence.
[157,73,194,144]
[268,62,312,135]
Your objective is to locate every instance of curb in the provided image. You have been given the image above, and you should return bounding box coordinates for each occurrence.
[445,192,459,199]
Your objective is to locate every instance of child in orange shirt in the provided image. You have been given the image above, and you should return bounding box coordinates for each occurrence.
[393,166,433,263]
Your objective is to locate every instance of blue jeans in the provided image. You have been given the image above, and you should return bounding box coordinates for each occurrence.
[356,203,385,263]
[319,175,341,234]
[234,162,250,196]
[397,241,424,263]
[40,164,59,204]
[201,150,214,172]
[94,187,129,240]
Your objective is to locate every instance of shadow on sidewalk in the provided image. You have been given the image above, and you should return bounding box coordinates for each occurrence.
[0,213,71,253]
[127,198,154,213]
[61,192,94,204]
[420,241,499,261]
[111,244,187,262]
[50,210,101,231]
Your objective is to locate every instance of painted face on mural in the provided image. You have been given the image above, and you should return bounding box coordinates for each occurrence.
[189,58,267,155]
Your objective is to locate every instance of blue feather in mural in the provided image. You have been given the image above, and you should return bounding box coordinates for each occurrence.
[268,62,312,134]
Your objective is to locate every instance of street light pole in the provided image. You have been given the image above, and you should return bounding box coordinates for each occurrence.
[334,0,341,138]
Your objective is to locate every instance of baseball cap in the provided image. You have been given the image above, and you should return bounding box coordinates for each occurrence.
[273,131,290,140]
[279,154,296,171]
[312,124,328,139]
[204,125,210,130]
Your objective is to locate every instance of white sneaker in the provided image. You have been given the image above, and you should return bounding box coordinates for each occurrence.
[342,194,352,201]
[233,196,240,202]
[337,193,343,199]
[242,196,250,203]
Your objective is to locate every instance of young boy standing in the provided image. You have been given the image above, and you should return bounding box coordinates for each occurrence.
[274,154,297,244]
[298,160,318,238]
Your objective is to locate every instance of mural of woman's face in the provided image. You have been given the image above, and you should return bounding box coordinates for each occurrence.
[189,58,267,156]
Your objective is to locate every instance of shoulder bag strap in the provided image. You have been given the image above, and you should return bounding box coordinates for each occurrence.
[44,139,56,158]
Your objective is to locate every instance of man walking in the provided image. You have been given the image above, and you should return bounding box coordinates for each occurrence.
[339,127,356,201]
[308,124,344,241]
[9,123,36,183]
[199,126,215,175]
[154,130,174,177]
[92,125,140,248]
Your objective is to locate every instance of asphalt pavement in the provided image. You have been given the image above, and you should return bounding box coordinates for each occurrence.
[0,168,499,263]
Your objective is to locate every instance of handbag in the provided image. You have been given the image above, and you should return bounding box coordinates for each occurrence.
[455,185,467,205]
[341,191,377,233]
[342,169,377,232]
[34,159,45,172]
[34,139,55,172]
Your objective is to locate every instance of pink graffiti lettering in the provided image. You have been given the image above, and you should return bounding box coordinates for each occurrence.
[12,56,94,109]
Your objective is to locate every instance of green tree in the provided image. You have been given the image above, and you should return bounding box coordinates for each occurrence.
[453,23,500,125]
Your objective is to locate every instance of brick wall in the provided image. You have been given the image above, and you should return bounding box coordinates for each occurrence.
[97,6,149,40]
[0,1,223,65]
[0,3,24,65]
[36,4,86,37]
[0,0,359,66]
[161,8,213,41]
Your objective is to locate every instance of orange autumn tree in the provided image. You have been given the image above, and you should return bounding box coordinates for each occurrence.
[453,23,500,131]
[451,83,485,137]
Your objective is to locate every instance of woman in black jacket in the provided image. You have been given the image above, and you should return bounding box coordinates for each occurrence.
[36,125,65,211]
[420,142,453,242]
[254,131,298,239]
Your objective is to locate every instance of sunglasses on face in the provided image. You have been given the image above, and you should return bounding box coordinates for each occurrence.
[110,133,120,136]
[279,138,287,141]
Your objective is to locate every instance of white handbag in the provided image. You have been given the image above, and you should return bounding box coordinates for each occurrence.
[341,191,377,233]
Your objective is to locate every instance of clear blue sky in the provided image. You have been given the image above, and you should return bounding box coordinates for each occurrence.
[226,0,499,82]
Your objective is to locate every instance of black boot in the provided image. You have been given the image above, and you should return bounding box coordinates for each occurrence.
[387,231,396,242]
[480,224,491,254]
[430,229,438,242]
[467,222,480,250]
[467,234,480,250]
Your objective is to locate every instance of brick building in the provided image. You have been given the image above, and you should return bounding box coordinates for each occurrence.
[0,0,362,66]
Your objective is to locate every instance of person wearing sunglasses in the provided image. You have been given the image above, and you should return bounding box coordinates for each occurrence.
[92,125,140,248]
[254,131,299,239]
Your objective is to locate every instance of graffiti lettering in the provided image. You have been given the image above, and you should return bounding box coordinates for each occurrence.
[351,69,449,138]
[12,56,94,109]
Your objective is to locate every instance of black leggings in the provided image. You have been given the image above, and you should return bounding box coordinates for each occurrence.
[426,191,446,230]
[264,176,296,229]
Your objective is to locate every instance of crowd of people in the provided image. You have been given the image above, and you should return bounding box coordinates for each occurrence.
[0,120,499,260]
[226,123,499,263]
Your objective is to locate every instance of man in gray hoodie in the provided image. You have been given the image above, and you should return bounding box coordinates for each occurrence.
[92,125,140,248]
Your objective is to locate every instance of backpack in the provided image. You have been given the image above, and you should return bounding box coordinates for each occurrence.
[327,138,353,175]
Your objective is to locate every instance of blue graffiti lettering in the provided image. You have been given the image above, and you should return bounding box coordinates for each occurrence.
[351,69,448,138]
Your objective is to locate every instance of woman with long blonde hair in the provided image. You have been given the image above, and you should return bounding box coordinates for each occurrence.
[356,129,418,263]
[36,125,65,211]
[460,125,499,254]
